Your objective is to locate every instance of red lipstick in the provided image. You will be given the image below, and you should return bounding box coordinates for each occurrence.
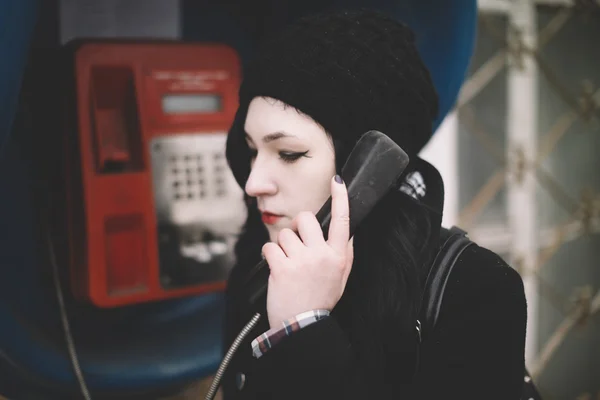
[261,212,282,225]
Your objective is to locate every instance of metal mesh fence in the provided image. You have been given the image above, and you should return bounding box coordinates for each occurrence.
[456,3,600,398]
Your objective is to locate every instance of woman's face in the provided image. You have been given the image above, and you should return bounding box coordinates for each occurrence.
[244,96,336,242]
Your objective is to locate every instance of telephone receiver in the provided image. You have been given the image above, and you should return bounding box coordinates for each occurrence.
[242,130,410,306]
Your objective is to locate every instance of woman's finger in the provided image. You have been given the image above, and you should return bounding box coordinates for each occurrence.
[277,228,305,258]
[262,242,288,277]
[327,175,350,254]
[293,211,325,247]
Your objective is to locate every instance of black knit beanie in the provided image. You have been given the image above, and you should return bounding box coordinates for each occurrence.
[226,9,440,198]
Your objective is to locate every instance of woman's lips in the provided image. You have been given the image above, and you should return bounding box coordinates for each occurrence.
[261,212,282,225]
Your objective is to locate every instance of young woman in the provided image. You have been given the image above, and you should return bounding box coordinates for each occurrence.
[221,9,527,400]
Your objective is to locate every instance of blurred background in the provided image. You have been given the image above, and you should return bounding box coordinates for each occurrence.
[420,2,600,398]
[427,1,600,399]
[0,0,598,399]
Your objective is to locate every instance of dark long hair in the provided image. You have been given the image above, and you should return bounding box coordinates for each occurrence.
[337,179,441,382]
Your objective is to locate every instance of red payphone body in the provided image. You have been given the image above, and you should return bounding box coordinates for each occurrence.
[63,41,246,307]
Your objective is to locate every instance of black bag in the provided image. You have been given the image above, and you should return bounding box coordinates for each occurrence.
[417,226,543,400]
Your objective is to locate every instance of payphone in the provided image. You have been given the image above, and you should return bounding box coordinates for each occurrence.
[62,41,246,308]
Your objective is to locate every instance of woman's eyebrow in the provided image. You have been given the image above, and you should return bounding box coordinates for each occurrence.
[245,131,298,144]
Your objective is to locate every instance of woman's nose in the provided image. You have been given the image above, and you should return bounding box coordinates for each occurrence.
[244,161,277,198]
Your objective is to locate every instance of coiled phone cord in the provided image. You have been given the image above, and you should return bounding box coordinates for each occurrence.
[204,313,261,400]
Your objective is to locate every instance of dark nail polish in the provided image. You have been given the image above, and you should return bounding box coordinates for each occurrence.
[335,174,343,184]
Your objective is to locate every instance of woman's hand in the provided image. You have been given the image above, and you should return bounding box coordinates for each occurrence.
[262,175,354,329]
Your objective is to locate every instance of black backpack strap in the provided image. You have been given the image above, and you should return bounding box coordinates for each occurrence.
[417,226,475,342]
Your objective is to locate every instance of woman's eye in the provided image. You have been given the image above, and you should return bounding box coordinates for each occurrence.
[279,151,309,163]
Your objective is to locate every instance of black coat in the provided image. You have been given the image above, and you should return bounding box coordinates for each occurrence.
[221,242,528,399]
